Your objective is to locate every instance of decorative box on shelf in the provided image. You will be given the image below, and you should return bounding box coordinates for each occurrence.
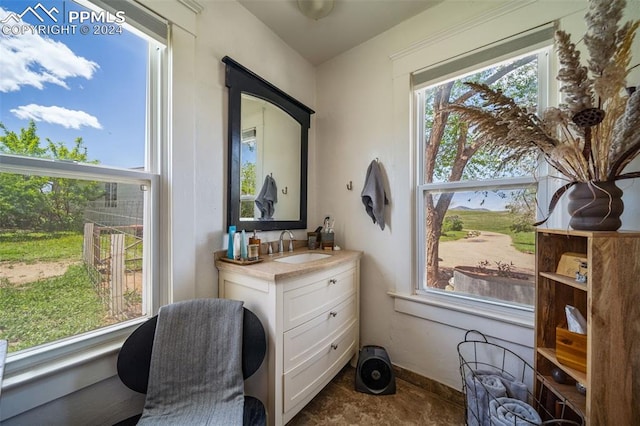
[555,327,587,373]
[556,252,588,283]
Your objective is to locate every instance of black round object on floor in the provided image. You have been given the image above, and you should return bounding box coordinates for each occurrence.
[355,345,396,395]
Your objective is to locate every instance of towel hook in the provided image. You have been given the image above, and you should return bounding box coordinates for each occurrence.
[281,186,288,195]
[346,181,353,191]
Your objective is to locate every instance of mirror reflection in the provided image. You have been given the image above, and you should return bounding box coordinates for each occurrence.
[223,56,313,231]
[240,94,301,222]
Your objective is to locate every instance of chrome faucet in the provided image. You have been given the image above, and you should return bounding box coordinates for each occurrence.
[278,230,295,253]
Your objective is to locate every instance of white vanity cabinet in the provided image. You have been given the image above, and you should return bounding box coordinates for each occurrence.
[216,250,361,426]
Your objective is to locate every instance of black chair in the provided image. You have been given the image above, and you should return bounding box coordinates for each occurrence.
[115,306,267,425]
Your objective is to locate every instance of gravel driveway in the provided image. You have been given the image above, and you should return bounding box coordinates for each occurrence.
[438,231,534,274]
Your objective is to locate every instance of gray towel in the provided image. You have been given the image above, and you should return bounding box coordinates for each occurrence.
[465,370,529,426]
[489,397,541,425]
[255,175,278,219]
[361,160,388,230]
[138,299,245,426]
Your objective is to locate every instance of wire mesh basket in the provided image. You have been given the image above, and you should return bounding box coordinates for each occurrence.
[457,330,583,426]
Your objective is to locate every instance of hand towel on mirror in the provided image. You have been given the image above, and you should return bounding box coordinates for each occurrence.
[255,175,278,219]
[361,160,388,230]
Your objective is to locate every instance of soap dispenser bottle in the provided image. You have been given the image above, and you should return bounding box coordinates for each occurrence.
[227,226,236,259]
[240,229,248,260]
[233,232,241,260]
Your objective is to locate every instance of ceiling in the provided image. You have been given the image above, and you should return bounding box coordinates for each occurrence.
[236,0,440,65]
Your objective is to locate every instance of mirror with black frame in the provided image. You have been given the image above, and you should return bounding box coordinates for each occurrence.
[223,56,314,232]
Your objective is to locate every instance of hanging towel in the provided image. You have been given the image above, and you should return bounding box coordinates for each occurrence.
[361,160,389,230]
[255,175,278,219]
[138,299,245,425]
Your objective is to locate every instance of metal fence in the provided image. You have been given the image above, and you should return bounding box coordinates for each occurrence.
[83,200,143,319]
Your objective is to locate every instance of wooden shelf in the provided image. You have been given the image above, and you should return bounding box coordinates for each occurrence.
[537,347,587,384]
[535,229,640,425]
[537,374,586,418]
[538,272,587,291]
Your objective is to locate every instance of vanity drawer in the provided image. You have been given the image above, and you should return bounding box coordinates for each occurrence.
[283,267,355,331]
[283,296,356,372]
[283,321,357,413]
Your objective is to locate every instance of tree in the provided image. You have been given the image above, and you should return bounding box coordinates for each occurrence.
[0,121,104,231]
[423,55,539,287]
[506,187,536,233]
[240,162,256,218]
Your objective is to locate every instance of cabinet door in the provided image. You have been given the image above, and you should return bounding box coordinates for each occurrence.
[283,321,357,413]
[283,296,357,372]
[283,267,356,331]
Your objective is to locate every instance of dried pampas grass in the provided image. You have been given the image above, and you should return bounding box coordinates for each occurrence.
[449,0,640,186]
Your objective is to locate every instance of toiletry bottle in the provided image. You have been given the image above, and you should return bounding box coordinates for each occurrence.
[240,229,247,260]
[227,226,236,259]
[248,230,261,259]
[233,232,241,260]
[249,230,260,245]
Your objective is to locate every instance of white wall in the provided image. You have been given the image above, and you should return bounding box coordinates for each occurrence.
[315,0,640,391]
[0,1,316,424]
[192,0,317,299]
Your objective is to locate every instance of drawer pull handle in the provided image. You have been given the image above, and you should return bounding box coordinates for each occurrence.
[330,311,338,317]
[331,343,338,350]
[328,279,337,285]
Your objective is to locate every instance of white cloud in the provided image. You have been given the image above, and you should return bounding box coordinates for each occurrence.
[0,7,99,93]
[11,104,102,130]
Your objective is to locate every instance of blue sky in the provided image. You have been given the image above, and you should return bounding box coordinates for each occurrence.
[0,0,147,168]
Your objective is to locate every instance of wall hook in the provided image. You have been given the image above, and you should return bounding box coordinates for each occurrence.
[281,186,288,195]
[346,181,353,191]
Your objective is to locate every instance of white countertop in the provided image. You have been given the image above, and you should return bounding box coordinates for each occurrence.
[215,248,362,281]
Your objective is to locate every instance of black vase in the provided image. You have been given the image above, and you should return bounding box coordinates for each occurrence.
[568,181,624,231]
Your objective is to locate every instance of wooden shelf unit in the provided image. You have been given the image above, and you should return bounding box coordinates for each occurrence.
[535,229,640,425]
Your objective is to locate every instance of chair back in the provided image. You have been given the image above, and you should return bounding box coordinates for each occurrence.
[117,307,266,393]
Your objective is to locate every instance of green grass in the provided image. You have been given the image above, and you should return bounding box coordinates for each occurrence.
[442,210,535,254]
[439,230,468,242]
[0,264,107,352]
[510,231,535,254]
[0,230,83,263]
[0,229,144,353]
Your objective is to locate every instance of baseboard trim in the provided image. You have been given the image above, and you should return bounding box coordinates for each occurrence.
[392,364,465,407]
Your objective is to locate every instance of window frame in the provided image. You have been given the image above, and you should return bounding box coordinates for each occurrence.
[414,44,552,310]
[0,11,167,385]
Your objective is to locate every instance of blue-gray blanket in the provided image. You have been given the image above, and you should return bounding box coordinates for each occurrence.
[138,299,244,425]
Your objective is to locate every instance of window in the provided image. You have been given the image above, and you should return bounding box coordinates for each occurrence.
[415,35,552,307]
[241,127,257,219]
[0,0,166,355]
[105,182,118,207]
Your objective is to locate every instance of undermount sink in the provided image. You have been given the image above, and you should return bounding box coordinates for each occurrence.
[274,252,332,264]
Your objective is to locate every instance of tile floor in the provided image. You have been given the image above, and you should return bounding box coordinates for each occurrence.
[286,366,465,425]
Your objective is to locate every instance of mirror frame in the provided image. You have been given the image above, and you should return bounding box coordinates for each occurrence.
[223,56,314,231]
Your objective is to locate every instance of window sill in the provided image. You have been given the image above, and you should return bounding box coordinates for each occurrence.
[388,291,534,348]
[4,318,146,388]
[2,317,146,411]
